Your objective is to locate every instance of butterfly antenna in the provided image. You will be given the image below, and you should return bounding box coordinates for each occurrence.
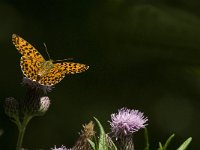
[43,43,51,60]
[62,58,74,61]
[54,58,74,63]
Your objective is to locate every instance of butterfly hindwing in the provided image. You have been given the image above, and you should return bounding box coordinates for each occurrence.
[20,56,43,81]
[38,66,65,86]
[54,62,89,74]
[38,62,89,85]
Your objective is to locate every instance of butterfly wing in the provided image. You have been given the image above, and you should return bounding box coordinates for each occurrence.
[20,56,43,81]
[12,34,89,86]
[12,34,45,61]
[12,34,46,80]
[56,62,89,74]
[38,62,89,86]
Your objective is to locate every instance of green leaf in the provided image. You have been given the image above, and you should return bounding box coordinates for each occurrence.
[158,134,175,150]
[108,136,118,150]
[158,142,163,150]
[177,137,192,150]
[163,134,175,150]
[144,128,150,150]
[88,139,96,150]
[94,117,108,150]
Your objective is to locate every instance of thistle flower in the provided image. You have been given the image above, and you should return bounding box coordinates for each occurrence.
[109,107,148,150]
[22,77,53,93]
[5,77,53,149]
[110,107,148,138]
[4,97,19,118]
[21,77,53,116]
[51,145,70,150]
[5,78,52,150]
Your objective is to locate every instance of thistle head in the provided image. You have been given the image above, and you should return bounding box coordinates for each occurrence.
[21,77,52,116]
[4,97,19,118]
[109,107,148,139]
[22,77,53,93]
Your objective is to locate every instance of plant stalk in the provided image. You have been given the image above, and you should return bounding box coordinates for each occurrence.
[16,115,32,150]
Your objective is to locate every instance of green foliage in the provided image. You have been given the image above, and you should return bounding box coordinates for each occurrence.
[157,134,192,150]
[177,137,192,150]
[108,138,117,150]
[144,127,149,150]
[88,139,96,150]
[88,117,117,150]
[89,119,192,150]
[94,117,108,150]
[158,134,175,150]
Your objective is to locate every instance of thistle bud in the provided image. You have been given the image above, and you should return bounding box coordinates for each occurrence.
[4,97,19,118]
[39,96,50,114]
[21,77,52,116]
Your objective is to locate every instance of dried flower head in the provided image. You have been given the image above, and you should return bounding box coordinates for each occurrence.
[72,121,95,150]
[4,97,19,118]
[82,121,95,138]
[109,107,148,139]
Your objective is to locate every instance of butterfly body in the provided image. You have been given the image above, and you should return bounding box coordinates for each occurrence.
[12,34,89,86]
[38,60,54,77]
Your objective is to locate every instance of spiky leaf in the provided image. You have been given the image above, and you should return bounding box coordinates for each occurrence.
[94,117,108,150]
[177,137,192,150]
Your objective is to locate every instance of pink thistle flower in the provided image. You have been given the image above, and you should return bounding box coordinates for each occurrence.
[109,107,148,139]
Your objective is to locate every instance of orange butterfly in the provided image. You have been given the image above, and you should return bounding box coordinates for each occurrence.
[12,34,89,86]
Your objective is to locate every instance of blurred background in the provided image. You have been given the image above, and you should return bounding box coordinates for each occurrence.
[0,0,199,149]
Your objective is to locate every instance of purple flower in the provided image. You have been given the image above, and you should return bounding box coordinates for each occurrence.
[109,107,148,139]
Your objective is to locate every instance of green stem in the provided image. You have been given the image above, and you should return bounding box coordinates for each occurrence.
[16,127,25,150]
[16,115,32,150]
[144,128,149,150]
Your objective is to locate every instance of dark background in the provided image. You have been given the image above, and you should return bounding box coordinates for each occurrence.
[0,0,199,149]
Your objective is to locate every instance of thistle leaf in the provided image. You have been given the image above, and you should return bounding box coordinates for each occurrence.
[88,139,96,150]
[177,137,192,150]
[163,134,175,149]
[94,117,108,150]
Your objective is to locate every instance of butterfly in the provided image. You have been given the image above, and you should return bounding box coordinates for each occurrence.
[12,34,89,86]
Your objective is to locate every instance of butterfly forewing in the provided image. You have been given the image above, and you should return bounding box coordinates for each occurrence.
[12,34,45,61]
